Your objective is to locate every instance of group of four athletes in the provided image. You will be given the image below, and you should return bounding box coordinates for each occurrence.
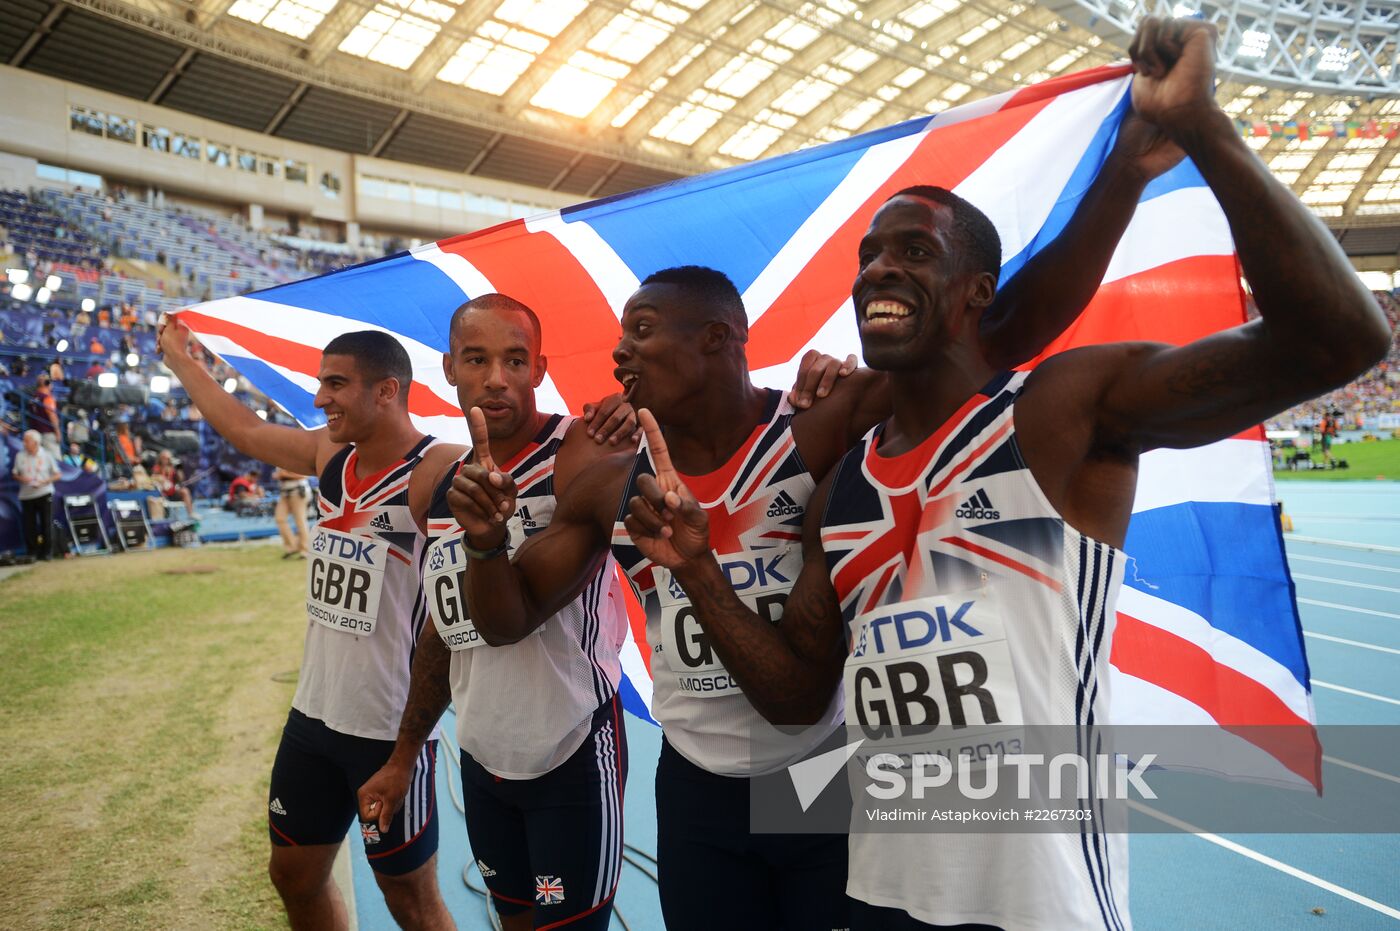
[159,19,1389,931]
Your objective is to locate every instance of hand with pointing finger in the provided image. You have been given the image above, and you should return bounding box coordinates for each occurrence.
[446,406,518,549]
[624,409,711,571]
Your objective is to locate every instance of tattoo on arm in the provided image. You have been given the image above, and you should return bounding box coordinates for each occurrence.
[397,632,451,749]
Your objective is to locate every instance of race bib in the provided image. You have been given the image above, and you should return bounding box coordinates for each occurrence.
[844,589,1024,752]
[307,526,386,636]
[424,518,538,651]
[656,546,799,699]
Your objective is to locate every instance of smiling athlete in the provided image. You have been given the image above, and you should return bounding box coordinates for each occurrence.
[441,118,1185,930]
[621,19,1390,929]
[160,320,461,931]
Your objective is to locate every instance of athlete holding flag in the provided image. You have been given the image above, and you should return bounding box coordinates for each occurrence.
[620,18,1391,929]
[159,319,461,931]
[443,114,1187,929]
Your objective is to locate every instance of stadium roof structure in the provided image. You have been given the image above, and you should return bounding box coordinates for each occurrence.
[3,0,1399,252]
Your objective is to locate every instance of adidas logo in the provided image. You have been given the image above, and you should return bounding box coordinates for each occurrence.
[269,797,287,816]
[955,489,1000,521]
[515,506,538,529]
[369,512,393,531]
[477,859,497,878]
[766,489,803,518]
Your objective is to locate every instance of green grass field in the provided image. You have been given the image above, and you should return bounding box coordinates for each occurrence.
[1273,437,1400,481]
[0,545,305,931]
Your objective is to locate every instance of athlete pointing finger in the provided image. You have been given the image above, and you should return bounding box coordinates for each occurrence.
[457,158,1179,925]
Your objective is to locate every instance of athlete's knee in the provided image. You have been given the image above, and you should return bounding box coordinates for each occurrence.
[375,858,453,931]
[268,848,334,904]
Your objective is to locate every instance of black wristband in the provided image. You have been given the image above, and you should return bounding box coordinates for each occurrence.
[464,528,510,560]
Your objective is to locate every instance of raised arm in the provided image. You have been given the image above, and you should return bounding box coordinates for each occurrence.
[158,315,332,475]
[1088,19,1390,450]
[450,407,619,645]
[980,96,1187,369]
[624,411,847,724]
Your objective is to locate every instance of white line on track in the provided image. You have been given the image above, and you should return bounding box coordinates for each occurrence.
[1298,598,1400,620]
[1289,514,1400,522]
[1288,553,1400,575]
[1127,801,1400,920]
[1287,535,1400,555]
[1303,631,1400,655]
[1312,681,1400,707]
[1292,573,1400,594]
[1323,755,1400,787]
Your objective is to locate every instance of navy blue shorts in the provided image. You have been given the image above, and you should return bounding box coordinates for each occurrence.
[460,695,627,930]
[655,738,852,930]
[269,707,439,876]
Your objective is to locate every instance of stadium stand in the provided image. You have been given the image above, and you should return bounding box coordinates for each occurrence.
[2,174,1396,557]
[0,183,388,555]
[1266,291,1400,433]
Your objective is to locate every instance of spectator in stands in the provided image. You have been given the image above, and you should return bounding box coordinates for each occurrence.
[113,421,141,473]
[88,336,105,355]
[27,374,60,456]
[96,307,111,328]
[160,399,179,422]
[227,468,264,508]
[13,429,60,560]
[61,441,96,472]
[66,411,90,449]
[272,467,310,559]
[152,450,198,519]
[48,360,63,384]
[84,358,106,380]
[74,306,91,330]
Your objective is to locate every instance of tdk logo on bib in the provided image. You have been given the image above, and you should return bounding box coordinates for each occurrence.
[852,601,981,657]
[722,553,790,590]
[317,534,379,564]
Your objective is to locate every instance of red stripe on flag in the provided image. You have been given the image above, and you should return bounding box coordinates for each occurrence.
[1019,254,1262,441]
[746,85,1077,370]
[618,566,651,675]
[438,220,623,410]
[1024,254,1247,361]
[1111,612,1320,787]
[1003,63,1134,108]
[181,310,461,418]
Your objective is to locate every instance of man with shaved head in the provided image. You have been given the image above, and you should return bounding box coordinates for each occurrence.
[357,292,640,931]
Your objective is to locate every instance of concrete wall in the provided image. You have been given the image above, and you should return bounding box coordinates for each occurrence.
[0,65,576,240]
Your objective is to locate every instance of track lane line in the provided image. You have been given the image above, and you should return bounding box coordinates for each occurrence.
[1312,681,1400,707]
[1303,632,1400,655]
[1127,802,1400,921]
[1298,598,1400,620]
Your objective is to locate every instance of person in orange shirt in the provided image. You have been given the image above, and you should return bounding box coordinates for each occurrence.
[114,421,140,470]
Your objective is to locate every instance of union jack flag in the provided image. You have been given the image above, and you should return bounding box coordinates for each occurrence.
[535,875,565,906]
[176,63,1319,788]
